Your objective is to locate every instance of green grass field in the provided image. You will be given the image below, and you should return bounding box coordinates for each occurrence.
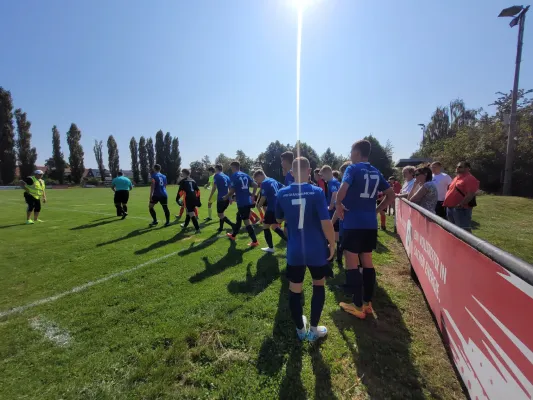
[0,187,465,400]
[471,195,533,264]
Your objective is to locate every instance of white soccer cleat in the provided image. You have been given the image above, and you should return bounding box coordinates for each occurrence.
[261,247,275,253]
[307,325,327,342]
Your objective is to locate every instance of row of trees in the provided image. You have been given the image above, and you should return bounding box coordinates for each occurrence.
[187,135,394,185]
[0,87,183,185]
[1,84,395,186]
[413,90,533,196]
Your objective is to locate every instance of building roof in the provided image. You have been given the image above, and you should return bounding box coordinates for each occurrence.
[395,158,433,168]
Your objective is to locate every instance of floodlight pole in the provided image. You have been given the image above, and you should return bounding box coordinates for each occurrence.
[503,6,529,195]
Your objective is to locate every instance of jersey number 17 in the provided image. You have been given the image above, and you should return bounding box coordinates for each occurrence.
[360,174,379,198]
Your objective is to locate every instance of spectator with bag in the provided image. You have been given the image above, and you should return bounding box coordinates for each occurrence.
[443,161,479,232]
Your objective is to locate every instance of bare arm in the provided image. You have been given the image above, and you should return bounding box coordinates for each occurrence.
[458,192,476,207]
[149,181,155,200]
[320,220,336,261]
[376,187,395,214]
[408,185,427,204]
[19,180,28,191]
[208,184,217,203]
[329,191,337,210]
[223,187,235,200]
[335,182,349,219]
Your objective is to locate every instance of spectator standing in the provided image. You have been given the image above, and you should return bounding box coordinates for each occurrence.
[408,167,438,213]
[430,162,452,219]
[398,166,416,196]
[387,177,402,215]
[443,161,479,232]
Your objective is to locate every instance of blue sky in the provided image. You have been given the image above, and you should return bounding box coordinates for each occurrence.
[1,0,532,169]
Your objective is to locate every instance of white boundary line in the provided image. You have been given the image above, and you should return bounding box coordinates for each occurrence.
[0,200,149,220]
[0,249,182,318]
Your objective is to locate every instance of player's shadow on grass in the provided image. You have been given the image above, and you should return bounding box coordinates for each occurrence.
[96,226,158,247]
[227,253,280,296]
[188,241,254,283]
[70,217,120,230]
[0,223,26,229]
[134,230,189,255]
[328,278,425,399]
[375,241,390,253]
[178,232,220,256]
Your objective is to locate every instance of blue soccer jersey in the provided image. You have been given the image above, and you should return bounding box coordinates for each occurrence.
[151,172,168,197]
[214,172,230,200]
[284,171,295,186]
[230,171,253,207]
[341,162,390,229]
[275,183,330,266]
[261,177,282,212]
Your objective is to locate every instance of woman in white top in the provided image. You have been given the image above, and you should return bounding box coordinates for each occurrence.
[397,166,416,198]
[408,167,438,213]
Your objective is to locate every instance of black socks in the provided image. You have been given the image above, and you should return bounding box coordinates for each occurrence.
[363,268,376,303]
[162,205,170,223]
[149,208,157,222]
[191,216,200,231]
[274,227,287,241]
[246,225,257,242]
[289,291,304,330]
[311,285,325,327]
[346,268,363,307]
[264,228,273,248]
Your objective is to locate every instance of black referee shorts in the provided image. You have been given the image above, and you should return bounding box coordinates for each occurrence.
[114,190,129,204]
[342,229,378,254]
[24,192,41,212]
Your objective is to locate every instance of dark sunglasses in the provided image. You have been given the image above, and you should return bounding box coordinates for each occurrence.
[414,173,422,177]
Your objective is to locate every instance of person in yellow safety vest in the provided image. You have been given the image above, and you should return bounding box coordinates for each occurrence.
[19,170,47,225]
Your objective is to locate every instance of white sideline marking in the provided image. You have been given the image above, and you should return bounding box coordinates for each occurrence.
[29,316,72,347]
[0,200,149,220]
[0,249,182,318]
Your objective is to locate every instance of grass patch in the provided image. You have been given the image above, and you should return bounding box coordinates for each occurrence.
[471,195,533,264]
[0,187,465,399]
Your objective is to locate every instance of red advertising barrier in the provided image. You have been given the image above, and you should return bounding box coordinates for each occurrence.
[396,199,533,400]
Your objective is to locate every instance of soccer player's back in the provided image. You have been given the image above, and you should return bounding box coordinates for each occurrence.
[178,169,201,233]
[149,164,170,226]
[276,157,335,342]
[336,140,395,319]
[209,165,235,233]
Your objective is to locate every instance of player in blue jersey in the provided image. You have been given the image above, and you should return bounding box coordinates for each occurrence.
[336,140,395,319]
[223,161,259,247]
[148,164,171,227]
[208,164,236,233]
[253,170,287,253]
[281,151,295,186]
[275,157,336,342]
[320,165,342,264]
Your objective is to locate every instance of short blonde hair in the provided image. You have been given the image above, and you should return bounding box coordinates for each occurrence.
[320,165,332,174]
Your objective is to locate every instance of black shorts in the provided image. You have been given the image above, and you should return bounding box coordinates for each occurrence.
[237,205,253,220]
[286,264,334,284]
[185,196,197,213]
[333,219,340,232]
[114,190,129,204]
[342,229,378,254]
[24,192,41,212]
[263,210,277,225]
[151,195,168,206]
[217,199,230,214]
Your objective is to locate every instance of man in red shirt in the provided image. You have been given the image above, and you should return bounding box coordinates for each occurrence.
[443,161,479,232]
[313,168,328,198]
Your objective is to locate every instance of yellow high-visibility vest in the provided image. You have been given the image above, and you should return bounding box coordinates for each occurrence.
[26,176,45,199]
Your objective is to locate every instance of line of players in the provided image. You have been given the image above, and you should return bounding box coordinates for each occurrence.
[144,139,395,342]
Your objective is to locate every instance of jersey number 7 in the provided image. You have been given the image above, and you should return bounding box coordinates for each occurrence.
[360,174,379,198]
[291,198,307,229]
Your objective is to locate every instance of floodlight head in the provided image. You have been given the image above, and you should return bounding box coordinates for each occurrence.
[498,5,524,18]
